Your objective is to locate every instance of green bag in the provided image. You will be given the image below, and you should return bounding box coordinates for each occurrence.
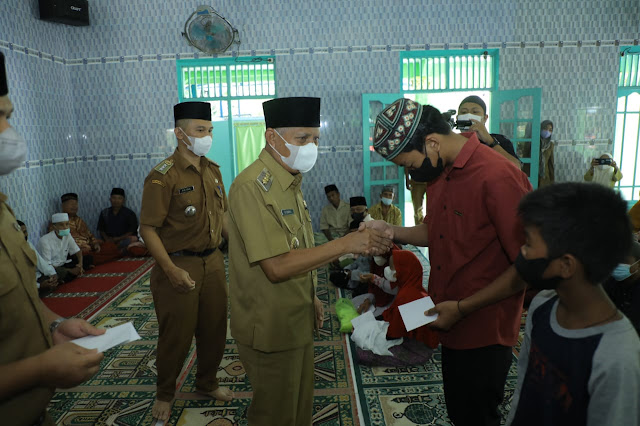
[335,298,360,333]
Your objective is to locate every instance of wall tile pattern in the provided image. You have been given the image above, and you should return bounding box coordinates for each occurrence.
[0,0,638,239]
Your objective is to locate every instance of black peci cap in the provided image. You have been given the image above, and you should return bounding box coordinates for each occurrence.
[263,97,321,129]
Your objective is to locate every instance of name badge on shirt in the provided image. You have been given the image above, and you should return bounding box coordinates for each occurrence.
[281,209,294,216]
[179,186,195,194]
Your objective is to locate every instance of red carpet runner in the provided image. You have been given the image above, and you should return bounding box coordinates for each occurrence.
[41,258,154,318]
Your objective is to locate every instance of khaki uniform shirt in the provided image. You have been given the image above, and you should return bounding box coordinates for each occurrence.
[369,202,402,226]
[0,192,54,424]
[228,149,316,352]
[319,200,350,237]
[140,149,227,252]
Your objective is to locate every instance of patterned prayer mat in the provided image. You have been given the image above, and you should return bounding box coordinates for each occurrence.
[48,255,360,426]
[47,245,525,425]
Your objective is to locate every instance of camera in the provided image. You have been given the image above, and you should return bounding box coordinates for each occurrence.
[455,120,473,130]
[594,158,613,165]
[441,109,457,129]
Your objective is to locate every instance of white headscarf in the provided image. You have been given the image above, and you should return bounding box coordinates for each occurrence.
[592,153,615,186]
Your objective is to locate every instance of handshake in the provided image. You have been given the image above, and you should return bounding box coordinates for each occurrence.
[342,220,394,257]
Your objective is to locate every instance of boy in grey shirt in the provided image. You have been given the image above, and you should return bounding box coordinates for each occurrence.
[507,183,640,426]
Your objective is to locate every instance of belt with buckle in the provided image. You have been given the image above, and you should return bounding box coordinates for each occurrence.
[169,248,216,257]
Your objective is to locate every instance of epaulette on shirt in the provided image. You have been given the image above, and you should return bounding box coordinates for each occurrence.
[154,159,174,175]
[256,168,273,192]
[204,157,220,167]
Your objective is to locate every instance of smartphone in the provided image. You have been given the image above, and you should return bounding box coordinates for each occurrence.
[594,158,613,165]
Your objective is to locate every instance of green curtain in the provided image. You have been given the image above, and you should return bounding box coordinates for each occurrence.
[235,121,266,173]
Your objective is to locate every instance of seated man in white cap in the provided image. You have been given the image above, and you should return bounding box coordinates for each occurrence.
[37,213,85,283]
[48,192,119,267]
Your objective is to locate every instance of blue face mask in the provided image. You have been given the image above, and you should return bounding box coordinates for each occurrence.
[57,228,71,237]
[612,262,639,281]
[541,129,552,139]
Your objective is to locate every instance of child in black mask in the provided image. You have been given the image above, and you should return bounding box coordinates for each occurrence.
[507,182,640,426]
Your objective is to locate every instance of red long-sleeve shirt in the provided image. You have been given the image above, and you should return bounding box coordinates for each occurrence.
[426,133,532,349]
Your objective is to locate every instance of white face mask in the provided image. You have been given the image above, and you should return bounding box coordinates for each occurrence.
[272,129,318,173]
[179,128,212,157]
[381,197,393,206]
[0,127,27,175]
[384,265,397,282]
[457,113,483,130]
[373,256,387,266]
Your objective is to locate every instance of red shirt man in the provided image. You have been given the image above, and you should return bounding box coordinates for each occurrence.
[370,98,531,426]
[426,132,531,349]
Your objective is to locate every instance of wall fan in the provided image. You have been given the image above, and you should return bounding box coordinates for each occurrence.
[182,6,240,54]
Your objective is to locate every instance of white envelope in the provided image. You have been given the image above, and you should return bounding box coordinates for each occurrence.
[71,321,141,353]
[398,296,438,332]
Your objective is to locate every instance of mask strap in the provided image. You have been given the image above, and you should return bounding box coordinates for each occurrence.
[178,127,192,146]
[270,129,293,159]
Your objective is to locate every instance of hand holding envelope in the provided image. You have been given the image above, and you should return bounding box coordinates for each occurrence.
[71,322,141,353]
[398,297,439,331]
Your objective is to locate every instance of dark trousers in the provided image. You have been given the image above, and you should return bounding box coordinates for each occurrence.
[237,342,314,426]
[151,249,228,401]
[441,344,513,426]
[54,254,94,283]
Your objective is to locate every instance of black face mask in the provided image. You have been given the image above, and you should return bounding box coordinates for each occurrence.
[409,154,444,183]
[514,252,563,290]
[351,212,365,221]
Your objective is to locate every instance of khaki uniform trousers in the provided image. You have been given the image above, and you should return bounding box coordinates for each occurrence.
[151,249,227,401]
[237,342,314,426]
[410,182,427,224]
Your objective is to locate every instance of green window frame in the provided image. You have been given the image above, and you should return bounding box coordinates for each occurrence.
[177,56,276,106]
[400,49,499,93]
[615,47,640,204]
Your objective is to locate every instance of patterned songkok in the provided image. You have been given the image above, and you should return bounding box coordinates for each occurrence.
[373,98,423,160]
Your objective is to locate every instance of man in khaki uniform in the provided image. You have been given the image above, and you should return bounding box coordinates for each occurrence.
[140,101,232,422]
[227,97,392,425]
[0,52,104,426]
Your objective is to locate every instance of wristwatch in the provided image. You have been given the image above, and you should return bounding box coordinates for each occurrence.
[49,318,66,335]
[487,138,499,148]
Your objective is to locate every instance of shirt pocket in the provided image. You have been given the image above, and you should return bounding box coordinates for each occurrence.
[280,210,303,235]
[172,184,202,217]
[273,204,303,239]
